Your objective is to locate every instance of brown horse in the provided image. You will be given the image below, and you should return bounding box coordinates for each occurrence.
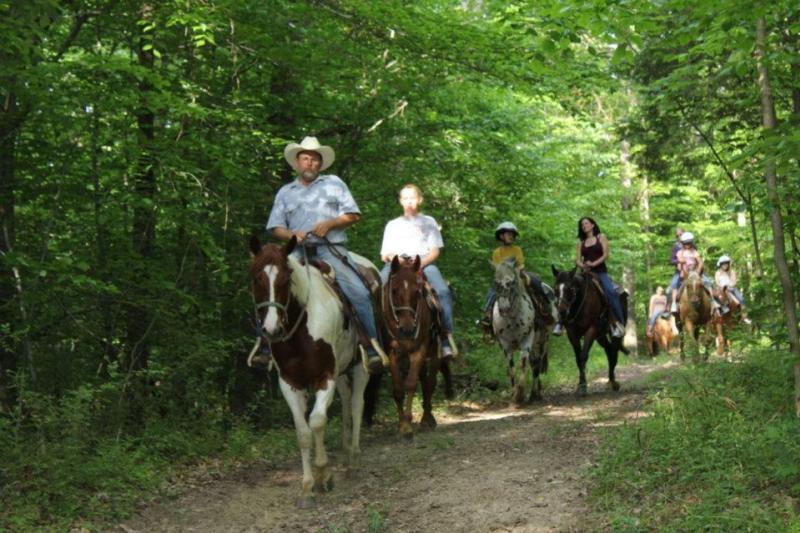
[249,235,373,508]
[552,266,628,396]
[382,255,451,437]
[649,313,676,356]
[711,286,741,356]
[677,271,714,361]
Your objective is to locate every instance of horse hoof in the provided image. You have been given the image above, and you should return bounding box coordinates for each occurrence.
[295,495,314,509]
[420,415,437,430]
[314,477,334,493]
[575,385,588,397]
[610,381,621,392]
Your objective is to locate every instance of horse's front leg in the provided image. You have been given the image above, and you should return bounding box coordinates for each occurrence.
[389,349,413,438]
[309,379,337,493]
[419,346,439,430]
[528,328,548,402]
[572,328,594,396]
[401,350,425,433]
[278,379,313,508]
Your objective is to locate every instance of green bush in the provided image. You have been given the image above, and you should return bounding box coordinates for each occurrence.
[591,349,800,531]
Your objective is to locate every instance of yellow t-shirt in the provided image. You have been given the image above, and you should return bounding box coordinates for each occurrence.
[492,245,525,267]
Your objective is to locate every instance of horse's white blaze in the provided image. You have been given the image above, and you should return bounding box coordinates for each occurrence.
[263,265,281,334]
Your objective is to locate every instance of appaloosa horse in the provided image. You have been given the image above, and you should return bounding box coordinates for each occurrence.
[382,255,452,437]
[492,258,550,405]
[552,266,628,396]
[677,271,714,362]
[248,235,373,508]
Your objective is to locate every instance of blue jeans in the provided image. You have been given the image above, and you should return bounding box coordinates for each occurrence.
[595,272,624,324]
[648,309,666,327]
[380,263,454,334]
[295,244,378,340]
[667,271,681,300]
[726,286,746,307]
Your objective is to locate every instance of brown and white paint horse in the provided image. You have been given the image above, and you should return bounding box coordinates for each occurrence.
[383,255,450,437]
[249,235,369,508]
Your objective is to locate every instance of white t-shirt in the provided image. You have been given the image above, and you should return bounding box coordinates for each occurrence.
[380,214,443,259]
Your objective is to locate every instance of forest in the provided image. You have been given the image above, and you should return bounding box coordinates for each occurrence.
[1,0,799,530]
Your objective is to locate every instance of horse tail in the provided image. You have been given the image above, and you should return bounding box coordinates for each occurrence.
[362,371,384,427]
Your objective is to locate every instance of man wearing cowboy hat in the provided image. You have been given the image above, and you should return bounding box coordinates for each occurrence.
[266,136,385,373]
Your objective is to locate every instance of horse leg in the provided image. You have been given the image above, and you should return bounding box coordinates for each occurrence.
[528,329,547,402]
[419,352,439,430]
[309,379,337,493]
[278,379,314,508]
[337,364,367,469]
[440,358,454,399]
[401,351,425,435]
[715,322,725,357]
[570,330,592,396]
[597,336,621,391]
[390,350,412,439]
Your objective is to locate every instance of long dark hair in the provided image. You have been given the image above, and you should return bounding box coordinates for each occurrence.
[577,217,601,241]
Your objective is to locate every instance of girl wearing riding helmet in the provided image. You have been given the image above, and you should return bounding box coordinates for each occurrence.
[715,255,751,324]
[670,231,719,314]
[575,217,626,338]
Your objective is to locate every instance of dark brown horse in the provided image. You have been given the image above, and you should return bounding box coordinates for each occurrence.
[552,266,628,396]
[249,235,373,508]
[382,255,451,437]
[677,271,714,361]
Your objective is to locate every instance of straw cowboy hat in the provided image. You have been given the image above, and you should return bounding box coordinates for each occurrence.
[283,136,335,172]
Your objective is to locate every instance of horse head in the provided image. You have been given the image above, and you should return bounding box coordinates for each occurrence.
[683,271,705,310]
[387,254,424,340]
[493,257,525,317]
[250,235,297,340]
[551,265,581,323]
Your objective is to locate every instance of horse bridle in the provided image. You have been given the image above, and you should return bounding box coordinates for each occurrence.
[494,276,521,316]
[559,274,589,324]
[252,255,308,344]
[384,271,423,341]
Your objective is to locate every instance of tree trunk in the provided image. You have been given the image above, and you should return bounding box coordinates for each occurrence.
[620,139,638,355]
[126,4,157,373]
[0,91,19,409]
[756,17,800,415]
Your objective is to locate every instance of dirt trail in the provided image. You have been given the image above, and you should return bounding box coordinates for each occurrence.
[118,361,673,533]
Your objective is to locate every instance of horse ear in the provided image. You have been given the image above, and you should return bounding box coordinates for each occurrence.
[250,235,262,256]
[284,235,297,256]
[413,255,421,271]
[551,264,559,278]
[391,255,400,274]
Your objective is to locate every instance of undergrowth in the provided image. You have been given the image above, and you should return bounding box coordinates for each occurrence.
[590,348,800,531]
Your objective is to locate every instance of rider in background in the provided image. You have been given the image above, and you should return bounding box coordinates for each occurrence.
[670,232,719,315]
[575,217,625,338]
[380,184,457,358]
[646,286,669,338]
[480,222,554,332]
[714,255,752,324]
[667,227,684,306]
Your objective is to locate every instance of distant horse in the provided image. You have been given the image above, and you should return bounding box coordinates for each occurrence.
[677,271,714,361]
[552,266,628,396]
[382,255,452,437]
[492,258,549,405]
[249,235,373,508]
[711,285,740,356]
[648,313,676,356]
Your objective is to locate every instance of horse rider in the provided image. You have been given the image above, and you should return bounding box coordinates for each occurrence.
[669,231,719,315]
[714,254,752,324]
[575,217,625,338]
[480,221,556,333]
[666,226,684,305]
[379,184,457,358]
[646,286,670,337]
[265,136,385,374]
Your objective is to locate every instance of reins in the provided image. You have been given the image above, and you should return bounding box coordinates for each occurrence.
[383,270,424,342]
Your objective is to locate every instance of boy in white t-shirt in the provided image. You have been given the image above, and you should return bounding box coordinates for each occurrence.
[380,184,457,358]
